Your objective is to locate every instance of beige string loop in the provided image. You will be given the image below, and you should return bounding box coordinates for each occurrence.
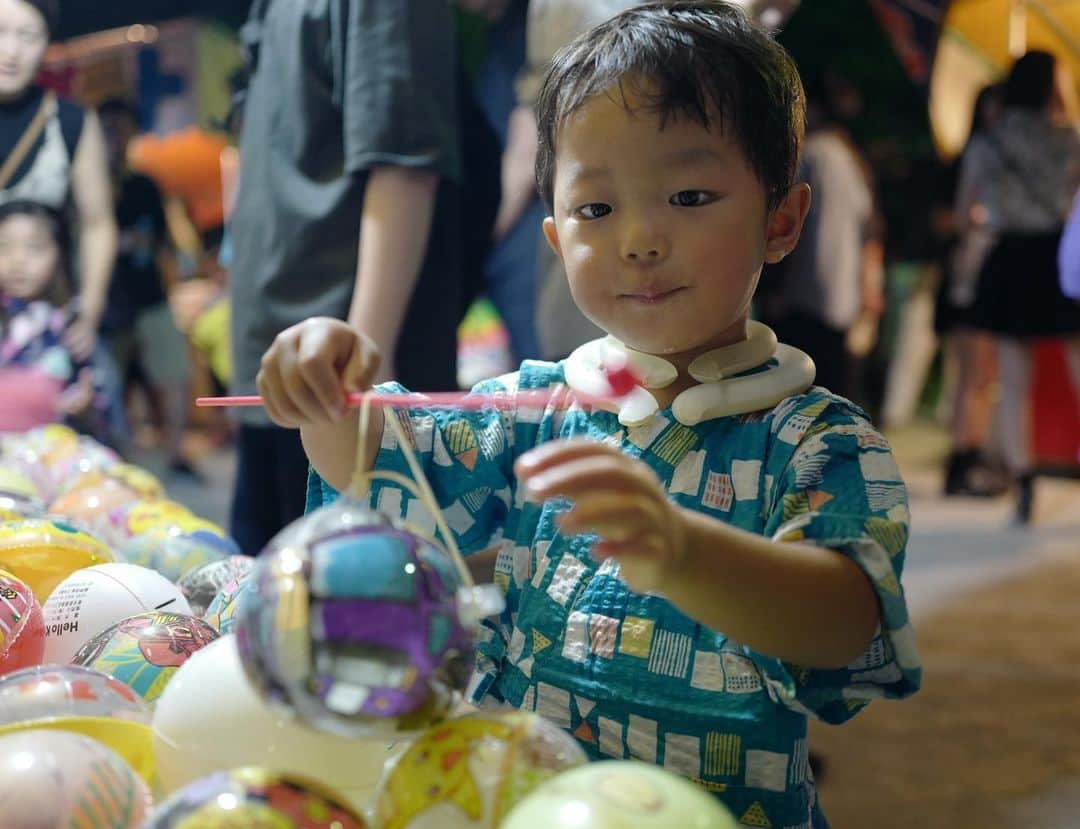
[347,395,474,589]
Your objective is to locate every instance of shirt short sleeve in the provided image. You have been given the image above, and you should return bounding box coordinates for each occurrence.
[341,0,461,181]
[752,395,922,724]
[306,375,519,556]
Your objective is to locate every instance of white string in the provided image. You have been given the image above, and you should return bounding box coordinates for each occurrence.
[348,398,474,590]
[347,392,374,501]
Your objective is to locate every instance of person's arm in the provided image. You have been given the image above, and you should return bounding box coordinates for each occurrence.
[493,105,539,242]
[67,110,117,360]
[953,141,988,235]
[347,166,439,384]
[516,439,881,670]
[256,317,384,492]
[659,508,880,669]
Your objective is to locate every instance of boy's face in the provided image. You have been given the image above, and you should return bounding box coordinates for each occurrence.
[544,87,808,363]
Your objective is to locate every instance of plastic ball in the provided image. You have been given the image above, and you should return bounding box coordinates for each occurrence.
[0,568,44,675]
[55,462,164,500]
[71,610,219,702]
[177,555,254,617]
[501,761,740,829]
[0,664,150,724]
[106,499,241,555]
[47,437,121,487]
[49,478,142,538]
[0,462,43,499]
[0,446,57,501]
[0,489,47,521]
[41,562,192,664]
[235,499,495,738]
[144,767,369,828]
[375,711,587,828]
[116,530,230,582]
[152,635,399,814]
[203,573,256,634]
[0,518,113,602]
[0,729,152,827]
[22,422,80,466]
[0,664,154,783]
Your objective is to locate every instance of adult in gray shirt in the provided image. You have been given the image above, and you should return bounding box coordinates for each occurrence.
[228,0,462,554]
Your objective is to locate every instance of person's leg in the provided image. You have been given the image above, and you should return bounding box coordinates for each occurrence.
[102,330,136,453]
[135,303,196,476]
[272,426,311,535]
[945,328,1006,496]
[996,337,1035,522]
[230,425,281,555]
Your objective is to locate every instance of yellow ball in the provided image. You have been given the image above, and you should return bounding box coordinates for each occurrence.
[375,711,586,828]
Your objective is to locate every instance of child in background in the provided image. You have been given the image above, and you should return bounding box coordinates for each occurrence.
[256,3,921,826]
[0,200,112,438]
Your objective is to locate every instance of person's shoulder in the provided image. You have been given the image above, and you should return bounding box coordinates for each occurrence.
[516,358,565,389]
[766,386,880,447]
[53,95,86,153]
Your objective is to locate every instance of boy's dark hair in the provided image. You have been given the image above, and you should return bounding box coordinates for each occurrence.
[535,0,805,213]
[0,200,72,307]
[1004,50,1057,112]
[23,0,60,38]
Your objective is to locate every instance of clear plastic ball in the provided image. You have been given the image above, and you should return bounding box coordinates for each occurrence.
[235,498,499,738]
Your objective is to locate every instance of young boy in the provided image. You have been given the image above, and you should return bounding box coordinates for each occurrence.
[256,2,921,825]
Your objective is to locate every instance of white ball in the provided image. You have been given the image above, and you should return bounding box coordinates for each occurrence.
[152,634,400,815]
[41,562,191,663]
[0,728,152,828]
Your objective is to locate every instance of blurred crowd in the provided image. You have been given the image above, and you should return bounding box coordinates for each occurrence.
[1,0,1078,548]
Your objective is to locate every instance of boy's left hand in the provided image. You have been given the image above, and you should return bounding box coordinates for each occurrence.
[515,439,687,593]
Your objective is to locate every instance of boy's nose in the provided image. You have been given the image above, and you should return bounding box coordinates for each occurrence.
[621,228,670,263]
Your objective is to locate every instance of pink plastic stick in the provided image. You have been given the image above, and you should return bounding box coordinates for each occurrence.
[197,363,639,411]
[199,388,602,411]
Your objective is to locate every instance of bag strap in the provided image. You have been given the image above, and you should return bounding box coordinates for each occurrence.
[0,91,56,193]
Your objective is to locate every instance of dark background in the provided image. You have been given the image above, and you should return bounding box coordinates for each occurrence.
[55,1,250,40]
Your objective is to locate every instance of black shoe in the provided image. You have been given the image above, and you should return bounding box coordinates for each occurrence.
[944,450,1009,497]
[168,458,205,483]
[1015,473,1035,525]
[943,450,974,496]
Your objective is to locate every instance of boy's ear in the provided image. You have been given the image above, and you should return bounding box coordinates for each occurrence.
[542,216,563,259]
[763,182,811,265]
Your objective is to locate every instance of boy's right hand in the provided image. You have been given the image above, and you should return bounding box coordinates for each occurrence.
[256,317,380,428]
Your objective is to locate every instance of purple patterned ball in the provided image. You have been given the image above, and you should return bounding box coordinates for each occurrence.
[234,498,482,738]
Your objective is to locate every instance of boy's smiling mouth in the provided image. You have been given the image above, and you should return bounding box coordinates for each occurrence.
[619,286,688,304]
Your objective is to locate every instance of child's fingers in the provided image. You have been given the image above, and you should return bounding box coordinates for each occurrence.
[522,454,659,503]
[340,333,380,393]
[285,336,348,422]
[256,360,303,428]
[514,437,620,479]
[557,492,668,540]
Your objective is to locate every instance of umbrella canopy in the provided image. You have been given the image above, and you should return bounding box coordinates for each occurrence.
[931,0,1080,158]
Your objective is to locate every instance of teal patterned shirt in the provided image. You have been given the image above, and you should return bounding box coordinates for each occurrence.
[307,360,921,829]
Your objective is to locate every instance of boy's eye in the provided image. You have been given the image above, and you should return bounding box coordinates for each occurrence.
[670,190,714,207]
[575,203,612,220]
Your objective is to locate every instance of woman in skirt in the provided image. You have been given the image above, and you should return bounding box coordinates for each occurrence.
[960,50,1080,523]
